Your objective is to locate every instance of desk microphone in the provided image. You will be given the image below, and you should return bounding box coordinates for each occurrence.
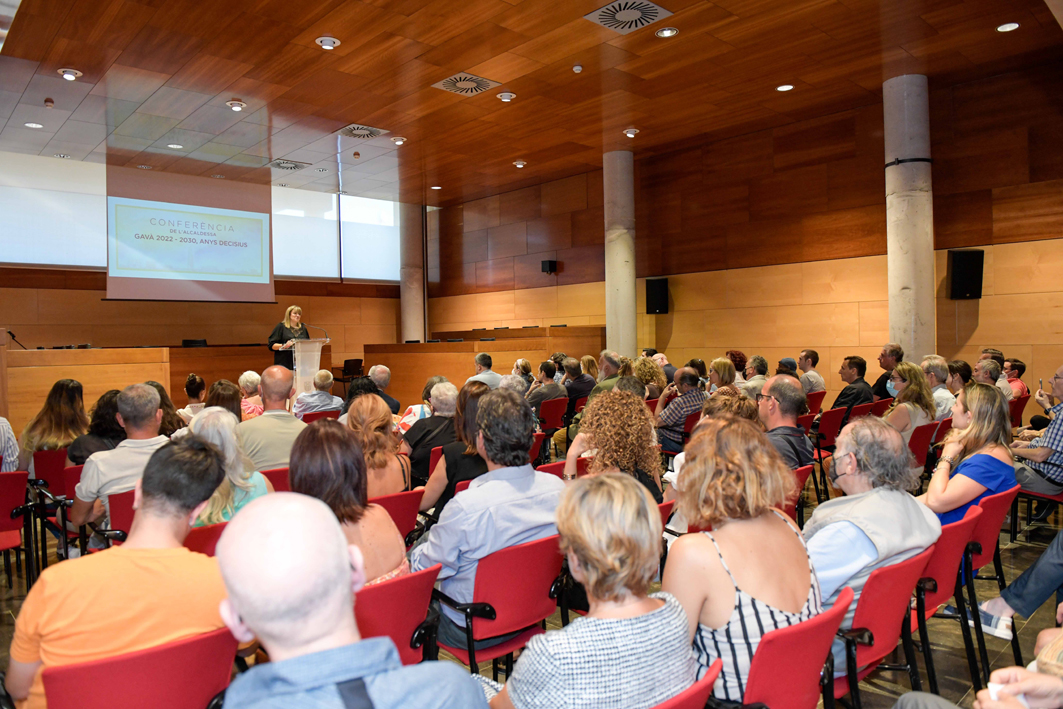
[7,331,27,350]
[305,324,330,341]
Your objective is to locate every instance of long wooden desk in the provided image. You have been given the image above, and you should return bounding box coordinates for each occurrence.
[431,326,606,361]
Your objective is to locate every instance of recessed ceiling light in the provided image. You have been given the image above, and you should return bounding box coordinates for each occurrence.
[57,68,82,81]
[514,160,527,168]
[277,183,289,187]
[996,22,1020,32]
[24,122,43,129]
[776,84,794,92]
[226,99,246,112]
[166,144,183,149]
[497,92,516,102]
[391,137,406,145]
[316,167,329,172]
[430,185,442,190]
[573,64,583,74]
[211,174,225,179]
[315,36,341,50]
[623,128,639,138]
[53,154,70,159]
[136,165,152,169]
[656,27,678,37]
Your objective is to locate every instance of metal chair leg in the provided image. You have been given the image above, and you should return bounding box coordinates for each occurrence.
[915,590,939,695]
[900,614,922,691]
[954,575,982,691]
[964,559,992,684]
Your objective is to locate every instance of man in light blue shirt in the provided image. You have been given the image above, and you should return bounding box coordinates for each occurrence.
[465,353,503,389]
[292,370,344,420]
[410,388,565,650]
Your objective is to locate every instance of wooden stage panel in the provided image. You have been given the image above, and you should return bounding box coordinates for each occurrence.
[430,327,606,362]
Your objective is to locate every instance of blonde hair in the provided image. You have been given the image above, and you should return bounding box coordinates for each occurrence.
[557,473,662,602]
[20,379,88,453]
[580,390,662,479]
[581,355,599,380]
[346,394,397,470]
[678,416,793,528]
[617,356,634,377]
[283,305,303,331]
[709,357,736,386]
[946,383,1013,466]
[191,407,254,525]
[701,393,761,425]
[886,361,936,422]
[633,357,667,391]
[514,359,532,376]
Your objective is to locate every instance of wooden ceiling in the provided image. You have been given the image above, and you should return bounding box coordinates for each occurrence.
[0,0,1060,206]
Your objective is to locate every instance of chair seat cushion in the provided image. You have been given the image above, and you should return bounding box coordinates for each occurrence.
[0,529,22,552]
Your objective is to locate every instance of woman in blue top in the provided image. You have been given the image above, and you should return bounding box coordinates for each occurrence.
[919,382,1015,525]
[190,406,273,528]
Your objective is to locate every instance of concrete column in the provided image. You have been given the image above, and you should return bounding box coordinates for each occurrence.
[398,202,426,343]
[603,150,637,358]
[883,74,936,363]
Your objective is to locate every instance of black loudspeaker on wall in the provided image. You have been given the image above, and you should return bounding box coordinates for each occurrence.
[946,249,984,300]
[646,278,669,314]
[541,260,557,274]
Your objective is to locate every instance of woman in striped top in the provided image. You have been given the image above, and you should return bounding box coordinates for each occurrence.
[663,416,823,702]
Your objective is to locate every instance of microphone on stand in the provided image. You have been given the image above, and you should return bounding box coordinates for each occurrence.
[7,331,27,350]
[304,323,330,341]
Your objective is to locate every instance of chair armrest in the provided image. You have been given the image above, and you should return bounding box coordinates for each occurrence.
[89,523,127,543]
[549,572,565,600]
[10,504,33,520]
[36,488,63,506]
[917,577,938,594]
[837,627,873,646]
[206,690,225,709]
[662,526,683,537]
[432,588,496,620]
[419,510,439,525]
[965,541,983,556]
[27,479,48,489]
[411,619,435,649]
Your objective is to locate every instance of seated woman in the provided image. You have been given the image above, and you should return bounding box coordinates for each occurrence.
[191,407,272,527]
[339,376,386,425]
[176,373,207,424]
[662,416,821,701]
[19,379,89,474]
[347,394,410,499]
[883,362,936,446]
[238,370,263,421]
[919,382,1016,524]
[947,359,973,396]
[205,380,243,421]
[633,357,667,400]
[512,359,535,389]
[65,390,125,467]
[565,390,663,502]
[289,419,408,584]
[419,381,490,517]
[400,381,459,486]
[686,358,709,389]
[581,354,599,382]
[145,381,186,437]
[397,375,448,435]
[486,473,696,709]
[708,357,741,398]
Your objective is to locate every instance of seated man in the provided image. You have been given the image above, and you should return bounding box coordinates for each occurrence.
[5,437,228,708]
[1012,363,1063,496]
[654,368,707,454]
[975,523,1063,640]
[561,357,595,418]
[525,360,567,418]
[499,374,529,396]
[369,364,401,414]
[921,355,956,421]
[236,365,307,471]
[740,355,769,399]
[829,355,874,418]
[758,374,815,469]
[410,389,565,651]
[651,352,677,384]
[798,349,826,394]
[465,353,503,390]
[216,494,487,708]
[1006,358,1030,399]
[803,416,941,674]
[977,349,1014,402]
[69,383,168,527]
[292,369,344,420]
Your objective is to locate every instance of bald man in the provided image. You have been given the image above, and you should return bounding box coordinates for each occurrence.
[217,494,487,708]
[758,375,816,469]
[235,366,306,470]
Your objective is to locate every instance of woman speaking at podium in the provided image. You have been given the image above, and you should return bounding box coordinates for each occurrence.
[268,305,310,369]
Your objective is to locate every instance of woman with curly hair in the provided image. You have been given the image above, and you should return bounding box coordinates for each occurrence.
[564,389,663,502]
[346,394,410,498]
[633,357,667,399]
[883,361,936,447]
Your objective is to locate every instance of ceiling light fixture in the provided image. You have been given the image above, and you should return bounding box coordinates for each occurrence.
[655,27,678,37]
[391,137,406,145]
[430,185,442,190]
[53,154,70,159]
[136,165,152,169]
[166,144,183,149]
[776,84,794,92]
[623,128,639,138]
[211,174,225,179]
[514,160,527,168]
[996,22,1020,32]
[277,183,289,187]
[316,167,329,172]
[573,64,583,73]
[315,36,341,50]
[497,92,516,102]
[226,99,247,111]
[24,122,43,129]
[57,68,82,81]
[338,190,348,195]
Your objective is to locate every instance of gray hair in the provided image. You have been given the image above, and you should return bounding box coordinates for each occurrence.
[749,355,768,376]
[118,383,160,429]
[368,364,391,389]
[238,370,260,396]
[313,369,334,391]
[836,416,918,491]
[922,355,948,383]
[430,382,459,417]
[766,376,807,417]
[190,406,252,494]
[499,374,529,395]
[563,357,582,378]
[600,350,621,371]
[981,359,1001,381]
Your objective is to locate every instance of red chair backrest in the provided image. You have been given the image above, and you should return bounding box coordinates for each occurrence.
[429,446,443,476]
[658,500,675,526]
[907,422,938,467]
[184,523,227,557]
[0,471,29,533]
[107,490,136,537]
[535,458,590,479]
[1010,395,1030,428]
[261,467,290,492]
[806,390,827,416]
[455,480,471,495]
[683,411,701,435]
[782,465,814,522]
[370,489,424,539]
[62,465,83,501]
[932,418,953,445]
[539,397,567,430]
[645,398,659,411]
[918,507,983,612]
[652,659,723,709]
[817,408,848,447]
[870,398,894,417]
[744,587,854,709]
[355,564,441,665]
[849,402,874,420]
[302,410,340,423]
[574,397,589,414]
[42,627,237,709]
[529,432,545,464]
[470,535,563,640]
[33,449,68,492]
[797,413,815,434]
[969,485,1020,571]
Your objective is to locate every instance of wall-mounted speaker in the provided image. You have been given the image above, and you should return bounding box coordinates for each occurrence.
[542,260,557,274]
[946,249,984,300]
[646,278,669,314]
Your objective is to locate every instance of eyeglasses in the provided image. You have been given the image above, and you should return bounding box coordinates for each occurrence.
[889,375,905,384]
[755,393,778,404]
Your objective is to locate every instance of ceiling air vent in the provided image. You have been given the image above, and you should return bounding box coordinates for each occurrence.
[584,1,673,34]
[431,73,500,96]
[267,159,311,171]
[338,124,389,139]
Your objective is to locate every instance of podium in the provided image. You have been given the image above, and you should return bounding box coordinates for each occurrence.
[293,339,329,402]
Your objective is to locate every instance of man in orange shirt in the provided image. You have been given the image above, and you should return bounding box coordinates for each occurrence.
[5,436,227,709]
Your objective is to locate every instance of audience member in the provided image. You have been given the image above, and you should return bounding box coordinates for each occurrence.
[614,374,650,400]
[1006,358,1030,399]
[641,348,658,358]
[400,382,459,484]
[798,349,826,394]
[550,352,567,384]
[921,355,957,421]
[341,376,386,419]
[205,379,243,421]
[892,670,1063,709]
[466,353,503,390]
[5,437,228,709]
[981,348,1016,402]
[419,382,490,517]
[18,379,88,473]
[873,343,904,401]
[552,351,621,458]
[290,420,407,584]
[617,355,635,378]
[651,353,677,385]
[525,361,567,418]
[192,406,272,527]
[216,494,487,708]
[758,375,815,469]
[70,383,167,527]
[0,416,17,473]
[512,359,535,389]
[65,390,125,467]
[740,355,769,399]
[398,375,449,434]
[663,416,822,701]
[177,373,207,424]
[293,370,343,420]
[146,381,186,437]
[804,416,941,675]
[686,358,709,389]
[778,357,799,378]
[919,383,1016,524]
[410,389,565,653]
[581,354,600,382]
[947,360,973,395]
[1011,363,1063,496]
[726,350,748,386]
[883,362,936,447]
[499,373,530,396]
[485,474,696,709]
[708,357,741,398]
[238,370,264,421]
[633,356,667,400]
[654,368,706,454]
[235,366,307,471]
[564,357,596,416]
[369,364,401,413]
[830,355,874,416]
[975,357,1014,402]
[976,525,1063,641]
[567,390,663,501]
[347,394,410,498]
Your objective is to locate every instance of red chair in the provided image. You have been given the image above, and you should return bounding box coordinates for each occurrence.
[302,410,340,423]
[797,413,815,434]
[538,397,567,433]
[870,397,894,417]
[645,398,659,411]
[355,564,441,665]
[97,490,137,546]
[370,489,424,547]
[833,546,935,707]
[907,422,938,468]
[932,418,953,445]
[0,471,31,587]
[651,659,723,709]
[261,467,290,492]
[848,402,874,420]
[41,627,238,709]
[1009,394,1030,428]
[184,523,227,557]
[783,465,814,527]
[536,457,590,479]
[61,465,90,557]
[658,500,675,526]
[435,535,563,677]
[806,390,827,416]
[454,480,471,495]
[32,449,69,570]
[662,411,702,462]
[428,446,444,477]
[529,432,545,464]
[814,407,847,502]
[574,396,588,414]
[745,587,854,709]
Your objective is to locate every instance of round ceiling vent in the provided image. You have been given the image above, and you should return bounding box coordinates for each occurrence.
[584,1,673,35]
[338,123,388,139]
[266,159,311,171]
[432,72,501,96]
